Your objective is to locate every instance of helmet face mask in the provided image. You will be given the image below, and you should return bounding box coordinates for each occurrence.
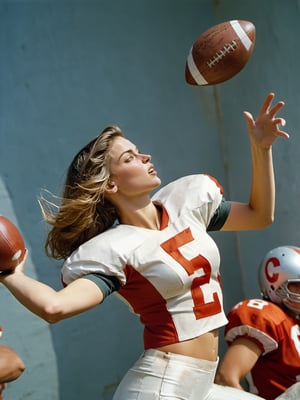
[282,280,300,314]
[259,246,300,316]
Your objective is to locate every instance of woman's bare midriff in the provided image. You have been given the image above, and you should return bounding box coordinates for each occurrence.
[156,329,219,361]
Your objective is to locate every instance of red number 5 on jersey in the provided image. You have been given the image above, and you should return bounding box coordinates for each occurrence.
[161,228,222,319]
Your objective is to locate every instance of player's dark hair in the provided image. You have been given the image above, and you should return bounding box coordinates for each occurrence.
[39,125,124,260]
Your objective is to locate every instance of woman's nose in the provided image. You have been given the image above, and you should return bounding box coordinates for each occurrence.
[141,153,151,163]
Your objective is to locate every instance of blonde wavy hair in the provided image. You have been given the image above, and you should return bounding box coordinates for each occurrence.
[39,125,124,260]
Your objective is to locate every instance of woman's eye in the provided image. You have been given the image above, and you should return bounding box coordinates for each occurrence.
[125,154,134,162]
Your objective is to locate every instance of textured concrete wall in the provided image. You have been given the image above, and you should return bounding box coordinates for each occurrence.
[0,0,299,399]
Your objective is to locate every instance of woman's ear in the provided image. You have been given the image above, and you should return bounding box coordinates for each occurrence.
[105,180,118,194]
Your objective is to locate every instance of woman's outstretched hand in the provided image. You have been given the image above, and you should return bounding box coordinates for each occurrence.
[244,92,290,149]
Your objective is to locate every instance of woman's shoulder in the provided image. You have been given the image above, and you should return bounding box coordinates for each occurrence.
[153,174,223,200]
[68,223,159,262]
[62,224,148,285]
[79,224,142,250]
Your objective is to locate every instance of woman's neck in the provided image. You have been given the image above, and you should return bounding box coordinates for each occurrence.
[118,201,161,230]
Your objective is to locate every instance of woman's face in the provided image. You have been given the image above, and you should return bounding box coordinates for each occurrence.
[108,136,161,197]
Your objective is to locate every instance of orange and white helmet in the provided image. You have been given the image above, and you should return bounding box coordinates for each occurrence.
[258,246,300,315]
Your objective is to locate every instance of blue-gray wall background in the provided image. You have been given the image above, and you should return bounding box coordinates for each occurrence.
[0,0,299,399]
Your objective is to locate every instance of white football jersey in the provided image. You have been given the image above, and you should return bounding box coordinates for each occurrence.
[62,174,228,349]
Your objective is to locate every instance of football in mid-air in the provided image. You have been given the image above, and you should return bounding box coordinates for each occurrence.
[0,215,25,272]
[185,20,256,86]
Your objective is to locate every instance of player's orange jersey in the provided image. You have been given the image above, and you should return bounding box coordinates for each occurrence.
[225,299,300,400]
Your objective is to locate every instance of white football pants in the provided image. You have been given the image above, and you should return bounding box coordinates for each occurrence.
[275,382,300,400]
[113,349,264,400]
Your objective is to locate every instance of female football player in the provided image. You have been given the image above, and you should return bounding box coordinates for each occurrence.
[0,93,289,399]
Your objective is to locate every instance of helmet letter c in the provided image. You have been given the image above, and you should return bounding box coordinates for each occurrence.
[265,257,280,283]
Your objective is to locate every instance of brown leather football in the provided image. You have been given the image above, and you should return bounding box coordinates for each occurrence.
[0,215,25,272]
[185,20,256,86]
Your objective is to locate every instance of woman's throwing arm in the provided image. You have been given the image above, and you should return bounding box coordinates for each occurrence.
[0,251,104,323]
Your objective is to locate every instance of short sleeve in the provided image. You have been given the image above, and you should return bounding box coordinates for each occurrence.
[224,299,282,355]
[83,273,121,299]
[207,198,231,231]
